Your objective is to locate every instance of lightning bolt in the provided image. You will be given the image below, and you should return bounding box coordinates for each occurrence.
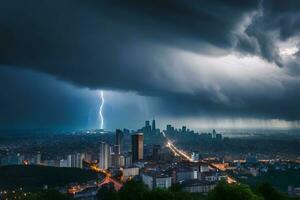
[99,91,105,129]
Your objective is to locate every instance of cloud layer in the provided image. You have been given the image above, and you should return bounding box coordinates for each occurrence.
[1,0,300,128]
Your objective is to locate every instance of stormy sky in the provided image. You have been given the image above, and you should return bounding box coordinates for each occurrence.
[1,0,300,130]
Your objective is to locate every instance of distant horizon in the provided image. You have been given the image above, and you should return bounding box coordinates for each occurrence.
[1,123,300,134]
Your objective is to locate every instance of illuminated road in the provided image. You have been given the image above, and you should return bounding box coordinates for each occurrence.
[162,131,195,162]
[90,165,123,191]
[68,164,123,195]
[166,141,194,162]
[162,131,237,183]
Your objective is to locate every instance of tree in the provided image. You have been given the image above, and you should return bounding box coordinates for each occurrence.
[208,181,262,200]
[119,180,149,200]
[169,183,182,192]
[256,183,288,200]
[26,190,70,200]
[146,188,174,200]
[97,183,119,200]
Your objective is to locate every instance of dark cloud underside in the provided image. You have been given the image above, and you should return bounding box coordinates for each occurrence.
[0,0,300,128]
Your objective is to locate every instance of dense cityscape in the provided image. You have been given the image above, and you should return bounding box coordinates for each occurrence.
[1,120,300,199]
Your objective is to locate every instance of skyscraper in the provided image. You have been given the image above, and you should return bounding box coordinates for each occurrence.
[99,142,110,170]
[145,120,150,127]
[36,152,41,165]
[116,129,124,154]
[144,120,151,135]
[131,133,144,162]
[113,145,121,155]
[67,153,84,168]
[76,153,84,168]
[152,119,156,133]
[123,128,131,153]
[212,129,216,138]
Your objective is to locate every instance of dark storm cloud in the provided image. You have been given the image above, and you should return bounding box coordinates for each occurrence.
[240,0,300,67]
[1,0,300,123]
[0,67,100,129]
[0,0,261,90]
[154,83,300,121]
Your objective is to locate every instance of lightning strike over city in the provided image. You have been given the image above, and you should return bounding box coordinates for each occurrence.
[1,0,300,199]
[99,90,105,130]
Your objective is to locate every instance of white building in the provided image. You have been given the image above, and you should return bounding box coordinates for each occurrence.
[191,152,200,162]
[176,168,198,182]
[36,152,42,165]
[44,160,59,167]
[60,159,68,167]
[142,173,154,190]
[156,176,172,189]
[200,171,218,182]
[288,186,300,198]
[76,153,85,168]
[99,142,110,170]
[200,165,210,173]
[122,167,139,181]
[67,153,84,168]
[142,171,172,190]
[124,154,132,168]
[120,155,125,167]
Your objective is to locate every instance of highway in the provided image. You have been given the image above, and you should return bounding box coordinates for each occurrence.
[68,164,123,195]
[162,131,237,183]
[90,164,123,191]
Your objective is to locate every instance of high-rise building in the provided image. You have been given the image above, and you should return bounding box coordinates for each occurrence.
[67,153,84,168]
[111,154,121,168]
[212,129,216,138]
[113,145,121,155]
[152,119,156,133]
[144,121,151,135]
[116,129,124,154]
[131,133,144,162]
[99,142,110,170]
[145,120,150,127]
[123,129,131,153]
[119,155,125,167]
[36,152,41,165]
[76,153,84,168]
[67,154,75,167]
[166,125,172,134]
[124,153,132,168]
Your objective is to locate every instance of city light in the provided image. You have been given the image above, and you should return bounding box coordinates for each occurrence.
[166,140,194,162]
[162,131,194,162]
